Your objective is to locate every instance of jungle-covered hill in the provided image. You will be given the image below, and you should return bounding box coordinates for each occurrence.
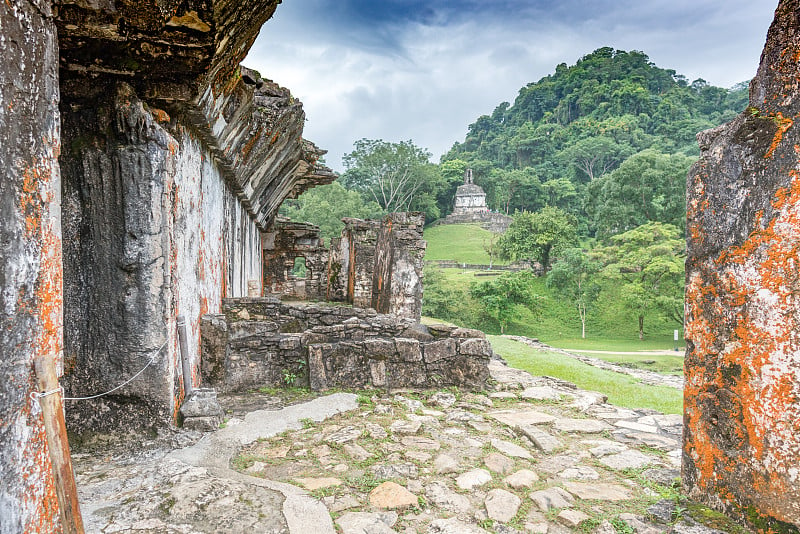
[441,47,748,237]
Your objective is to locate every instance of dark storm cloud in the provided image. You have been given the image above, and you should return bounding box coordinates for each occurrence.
[246,0,777,170]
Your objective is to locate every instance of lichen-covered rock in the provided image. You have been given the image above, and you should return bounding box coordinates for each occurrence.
[0,0,62,530]
[684,0,800,528]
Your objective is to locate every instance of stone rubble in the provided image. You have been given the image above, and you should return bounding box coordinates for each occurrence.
[72,357,753,533]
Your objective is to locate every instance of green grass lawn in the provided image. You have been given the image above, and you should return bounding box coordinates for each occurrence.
[488,336,683,414]
[423,224,508,264]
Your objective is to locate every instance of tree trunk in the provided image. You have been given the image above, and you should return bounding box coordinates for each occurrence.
[579,303,587,339]
[541,245,551,274]
[638,315,644,340]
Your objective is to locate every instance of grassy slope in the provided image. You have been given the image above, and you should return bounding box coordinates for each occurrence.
[423,224,508,264]
[489,336,683,414]
[423,223,685,398]
[430,268,678,347]
[572,351,685,375]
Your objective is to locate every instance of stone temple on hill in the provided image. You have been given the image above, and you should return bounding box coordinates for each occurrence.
[443,169,512,231]
[453,169,487,215]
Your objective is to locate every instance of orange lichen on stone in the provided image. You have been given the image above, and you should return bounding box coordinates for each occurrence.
[685,158,800,521]
[151,108,171,123]
[35,226,64,361]
[21,402,59,533]
[764,112,793,159]
[692,191,800,505]
[242,128,262,159]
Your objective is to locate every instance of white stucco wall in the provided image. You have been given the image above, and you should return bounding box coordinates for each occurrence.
[172,129,262,388]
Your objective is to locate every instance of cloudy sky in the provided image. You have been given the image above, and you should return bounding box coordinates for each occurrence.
[245,0,777,171]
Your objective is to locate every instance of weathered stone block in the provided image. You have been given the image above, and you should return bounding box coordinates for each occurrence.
[399,323,435,341]
[395,338,423,362]
[427,323,458,337]
[370,360,387,387]
[364,339,395,360]
[227,321,280,340]
[308,343,334,391]
[458,338,492,357]
[279,335,302,351]
[201,315,228,384]
[452,327,486,339]
[181,388,224,419]
[386,362,428,388]
[423,338,458,364]
[427,354,489,389]
[683,1,800,528]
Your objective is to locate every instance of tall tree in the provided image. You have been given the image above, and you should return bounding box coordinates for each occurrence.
[547,248,600,338]
[499,207,578,273]
[483,231,502,269]
[594,222,685,340]
[341,139,444,220]
[585,149,694,238]
[557,136,633,182]
[279,182,384,240]
[470,271,540,334]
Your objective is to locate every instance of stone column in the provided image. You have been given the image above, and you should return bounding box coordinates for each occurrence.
[0,0,63,531]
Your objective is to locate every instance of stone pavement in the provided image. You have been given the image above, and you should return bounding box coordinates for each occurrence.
[73,357,747,533]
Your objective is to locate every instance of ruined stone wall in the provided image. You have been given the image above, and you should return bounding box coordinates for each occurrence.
[55,0,335,433]
[684,0,800,528]
[326,213,427,318]
[262,219,329,300]
[263,213,427,318]
[200,299,492,393]
[441,211,513,232]
[381,212,427,319]
[60,70,333,432]
[0,1,62,531]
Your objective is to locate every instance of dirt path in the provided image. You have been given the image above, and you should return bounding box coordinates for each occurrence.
[503,336,684,390]
[562,349,684,356]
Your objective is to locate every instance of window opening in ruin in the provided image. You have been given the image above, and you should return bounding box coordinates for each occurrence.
[291,256,307,278]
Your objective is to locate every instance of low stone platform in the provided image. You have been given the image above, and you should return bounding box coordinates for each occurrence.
[201,298,492,393]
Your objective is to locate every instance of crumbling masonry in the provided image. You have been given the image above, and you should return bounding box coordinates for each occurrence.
[1,0,338,530]
[4,0,800,531]
[263,213,426,318]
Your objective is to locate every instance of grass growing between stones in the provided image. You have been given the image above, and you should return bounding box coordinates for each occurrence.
[489,336,683,414]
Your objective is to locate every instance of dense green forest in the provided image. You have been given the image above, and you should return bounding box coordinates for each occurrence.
[442,47,747,236]
[281,47,748,341]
